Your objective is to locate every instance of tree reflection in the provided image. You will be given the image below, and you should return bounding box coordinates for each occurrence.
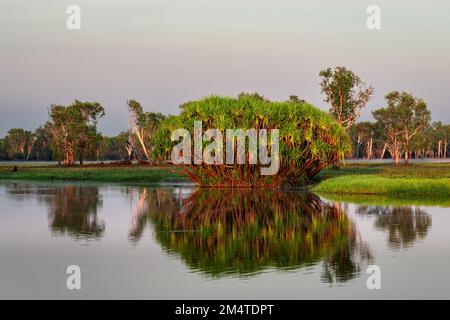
[130,188,371,282]
[6,182,105,240]
[356,205,431,249]
[46,185,105,240]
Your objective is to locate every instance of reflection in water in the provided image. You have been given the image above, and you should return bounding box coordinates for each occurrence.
[4,182,434,283]
[46,186,105,240]
[129,188,372,282]
[1,181,447,298]
[123,186,188,243]
[7,182,105,240]
[356,206,432,249]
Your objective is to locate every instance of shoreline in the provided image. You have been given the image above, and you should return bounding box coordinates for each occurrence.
[1,162,449,197]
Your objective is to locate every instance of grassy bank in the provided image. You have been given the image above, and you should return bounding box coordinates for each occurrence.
[0,165,186,184]
[313,163,450,196]
[1,162,450,196]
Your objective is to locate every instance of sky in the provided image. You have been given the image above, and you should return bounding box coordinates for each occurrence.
[1,0,449,136]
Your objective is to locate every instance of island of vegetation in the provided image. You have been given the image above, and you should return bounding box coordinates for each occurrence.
[0,66,449,196]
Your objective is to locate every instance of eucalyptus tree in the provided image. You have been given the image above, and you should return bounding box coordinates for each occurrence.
[25,131,35,160]
[442,125,450,158]
[411,125,434,159]
[48,100,105,165]
[77,130,103,164]
[33,123,53,160]
[4,128,34,160]
[373,91,431,165]
[350,122,375,159]
[95,135,111,161]
[432,122,450,158]
[0,138,7,160]
[371,121,389,159]
[115,131,136,160]
[319,66,374,130]
[127,100,166,162]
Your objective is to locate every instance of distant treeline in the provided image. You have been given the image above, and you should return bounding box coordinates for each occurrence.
[0,99,165,164]
[1,67,449,165]
[349,120,449,161]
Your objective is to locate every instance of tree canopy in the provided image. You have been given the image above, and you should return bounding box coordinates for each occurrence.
[48,100,105,165]
[153,94,351,187]
[127,100,166,162]
[4,128,34,160]
[372,91,431,164]
[0,67,448,167]
[320,66,374,130]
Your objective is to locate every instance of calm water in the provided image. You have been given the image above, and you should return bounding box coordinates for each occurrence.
[0,181,449,299]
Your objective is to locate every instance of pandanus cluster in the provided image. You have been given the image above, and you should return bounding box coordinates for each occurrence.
[153,94,350,187]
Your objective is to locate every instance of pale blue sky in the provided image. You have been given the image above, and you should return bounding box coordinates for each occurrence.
[1,0,449,136]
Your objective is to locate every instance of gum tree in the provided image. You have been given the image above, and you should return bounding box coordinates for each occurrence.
[33,123,54,161]
[432,122,450,158]
[373,91,431,165]
[0,137,7,160]
[350,122,375,159]
[319,66,374,130]
[48,100,105,165]
[4,128,34,160]
[127,100,166,162]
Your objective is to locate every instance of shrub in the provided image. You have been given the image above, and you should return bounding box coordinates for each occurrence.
[153,94,350,187]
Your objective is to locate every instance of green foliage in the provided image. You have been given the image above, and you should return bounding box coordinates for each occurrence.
[4,128,34,160]
[372,91,431,164]
[349,121,375,158]
[153,94,351,186]
[48,100,105,165]
[127,100,166,161]
[0,138,6,160]
[33,123,53,160]
[319,66,373,130]
[128,100,165,130]
[373,92,431,132]
[113,131,134,160]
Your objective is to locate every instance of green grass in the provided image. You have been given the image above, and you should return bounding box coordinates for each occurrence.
[313,175,450,196]
[0,165,186,185]
[1,162,450,196]
[313,163,450,196]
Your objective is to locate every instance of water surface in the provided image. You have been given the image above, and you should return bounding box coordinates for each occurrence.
[0,181,449,299]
